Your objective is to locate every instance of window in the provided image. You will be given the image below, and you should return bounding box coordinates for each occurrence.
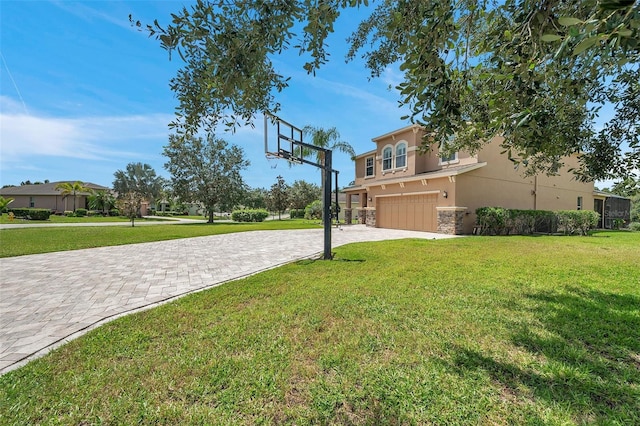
[440,151,457,163]
[577,196,583,210]
[29,197,35,208]
[439,136,458,165]
[395,142,407,168]
[365,156,374,177]
[382,146,393,171]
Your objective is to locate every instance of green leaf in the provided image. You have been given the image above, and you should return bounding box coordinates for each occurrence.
[573,36,598,55]
[618,28,633,37]
[558,17,582,27]
[541,34,562,42]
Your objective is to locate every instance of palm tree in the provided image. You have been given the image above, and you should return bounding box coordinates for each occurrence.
[55,181,90,212]
[302,125,355,168]
[302,126,355,223]
[88,190,116,215]
[0,196,14,213]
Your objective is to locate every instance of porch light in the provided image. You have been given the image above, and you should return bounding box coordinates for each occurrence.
[443,191,448,198]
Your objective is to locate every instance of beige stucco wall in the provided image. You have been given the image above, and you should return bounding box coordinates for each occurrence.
[6,195,78,212]
[456,137,594,233]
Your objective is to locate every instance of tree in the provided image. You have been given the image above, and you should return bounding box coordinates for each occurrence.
[242,187,268,210]
[135,0,638,181]
[0,196,14,213]
[302,125,355,167]
[55,181,90,212]
[88,190,116,215]
[117,191,145,227]
[163,134,249,223]
[267,175,290,220]
[289,180,321,210]
[113,163,165,207]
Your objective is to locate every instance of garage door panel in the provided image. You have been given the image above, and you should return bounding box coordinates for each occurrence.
[377,194,437,232]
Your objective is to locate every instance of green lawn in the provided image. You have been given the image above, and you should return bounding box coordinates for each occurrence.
[0,213,169,224]
[0,220,322,257]
[1,232,638,424]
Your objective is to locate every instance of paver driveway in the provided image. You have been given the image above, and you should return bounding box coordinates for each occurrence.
[0,225,458,374]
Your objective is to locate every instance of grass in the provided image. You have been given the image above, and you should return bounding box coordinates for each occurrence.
[0,213,176,224]
[1,213,126,224]
[1,231,638,424]
[0,220,321,257]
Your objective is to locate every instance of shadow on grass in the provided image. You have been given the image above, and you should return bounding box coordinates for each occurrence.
[450,287,640,423]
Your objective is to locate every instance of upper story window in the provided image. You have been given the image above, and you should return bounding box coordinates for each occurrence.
[439,135,459,165]
[365,156,375,178]
[395,142,407,169]
[382,146,393,171]
[440,151,458,164]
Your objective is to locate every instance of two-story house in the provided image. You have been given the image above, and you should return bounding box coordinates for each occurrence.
[343,124,597,234]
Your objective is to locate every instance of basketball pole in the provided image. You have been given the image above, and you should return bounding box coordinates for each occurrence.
[322,150,333,260]
[265,112,335,260]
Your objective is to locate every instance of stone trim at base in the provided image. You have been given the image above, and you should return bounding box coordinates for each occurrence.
[436,206,467,235]
[344,208,352,225]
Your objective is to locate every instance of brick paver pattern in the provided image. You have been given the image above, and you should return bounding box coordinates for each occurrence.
[0,226,458,374]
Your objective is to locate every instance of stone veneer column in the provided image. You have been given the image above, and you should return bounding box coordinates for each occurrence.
[358,209,366,224]
[365,208,377,227]
[436,207,467,234]
[344,208,352,225]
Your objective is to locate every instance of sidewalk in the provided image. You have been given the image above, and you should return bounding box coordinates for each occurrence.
[0,225,459,374]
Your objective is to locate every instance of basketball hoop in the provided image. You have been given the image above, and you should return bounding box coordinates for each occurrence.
[266,155,278,169]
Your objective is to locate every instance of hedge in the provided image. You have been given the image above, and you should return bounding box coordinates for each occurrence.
[231,209,269,222]
[476,207,599,236]
[8,208,52,221]
[289,208,305,219]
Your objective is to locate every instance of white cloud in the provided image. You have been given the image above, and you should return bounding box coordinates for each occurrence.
[382,65,405,89]
[0,96,172,164]
[49,0,134,31]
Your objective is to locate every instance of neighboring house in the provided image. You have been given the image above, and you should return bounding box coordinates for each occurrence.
[343,124,609,234]
[0,181,109,213]
[593,190,632,229]
[336,192,359,222]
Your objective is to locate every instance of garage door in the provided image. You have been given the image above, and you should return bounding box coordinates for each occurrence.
[377,194,437,232]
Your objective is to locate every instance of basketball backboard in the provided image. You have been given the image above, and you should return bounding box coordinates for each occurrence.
[264,113,305,164]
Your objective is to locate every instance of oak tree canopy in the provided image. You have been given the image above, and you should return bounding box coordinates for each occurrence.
[133,0,639,181]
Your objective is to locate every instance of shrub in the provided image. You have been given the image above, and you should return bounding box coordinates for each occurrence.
[476,207,596,236]
[109,209,120,217]
[64,211,74,217]
[612,218,624,230]
[28,209,52,220]
[289,208,305,219]
[75,208,88,217]
[556,210,599,236]
[628,222,640,232]
[8,208,31,218]
[231,209,269,222]
[475,207,508,235]
[305,200,323,220]
[9,208,52,220]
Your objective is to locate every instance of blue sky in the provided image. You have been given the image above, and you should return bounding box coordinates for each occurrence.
[1,0,411,190]
[1,1,617,190]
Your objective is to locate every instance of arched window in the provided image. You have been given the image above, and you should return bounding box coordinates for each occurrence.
[382,146,393,170]
[395,142,407,168]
